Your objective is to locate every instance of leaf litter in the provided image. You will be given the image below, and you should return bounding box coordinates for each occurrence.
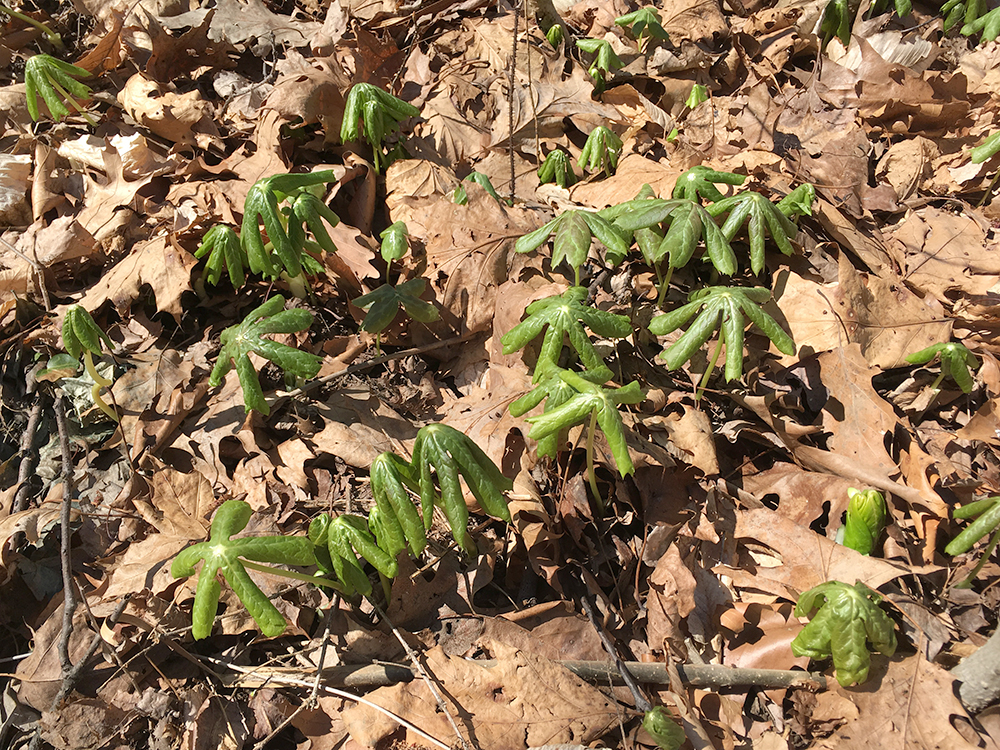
[3,0,1000,748]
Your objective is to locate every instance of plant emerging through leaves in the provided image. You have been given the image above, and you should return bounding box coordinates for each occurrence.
[578,125,623,176]
[62,304,118,421]
[515,209,629,285]
[24,54,94,125]
[538,149,577,188]
[209,295,322,415]
[576,38,622,93]
[615,7,670,51]
[791,581,897,686]
[905,340,979,394]
[340,83,420,172]
[840,488,888,556]
[945,496,1000,587]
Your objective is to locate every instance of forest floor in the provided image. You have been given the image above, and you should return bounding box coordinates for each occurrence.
[1,0,1000,747]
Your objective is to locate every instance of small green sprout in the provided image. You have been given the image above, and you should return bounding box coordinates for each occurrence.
[379,221,409,263]
[615,7,670,51]
[945,496,1000,587]
[642,706,686,750]
[684,83,709,109]
[340,83,420,172]
[537,149,577,188]
[791,581,897,686]
[62,304,117,421]
[840,488,888,556]
[671,165,746,203]
[649,286,795,386]
[501,286,632,378]
[575,38,622,92]
[578,125,623,176]
[905,341,979,394]
[452,172,504,205]
[171,500,318,640]
[195,225,247,288]
[545,24,564,46]
[777,183,817,217]
[209,296,322,415]
[353,278,440,335]
[24,54,93,125]
[309,513,398,597]
[515,209,630,284]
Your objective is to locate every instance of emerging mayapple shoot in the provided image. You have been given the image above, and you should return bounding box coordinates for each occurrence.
[24,54,93,125]
[340,83,420,172]
[62,304,118,421]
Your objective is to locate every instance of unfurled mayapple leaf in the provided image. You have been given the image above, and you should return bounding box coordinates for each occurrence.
[196,225,248,288]
[411,424,513,554]
[171,500,318,640]
[209,295,322,415]
[707,189,800,274]
[671,165,746,203]
[526,371,644,476]
[791,581,897,686]
[649,286,795,381]
[615,7,670,47]
[353,278,440,334]
[515,210,630,283]
[502,286,632,379]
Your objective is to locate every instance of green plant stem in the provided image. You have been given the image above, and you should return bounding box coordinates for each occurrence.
[696,337,724,402]
[240,559,347,593]
[1,4,62,46]
[655,266,674,309]
[955,524,1000,589]
[913,370,946,424]
[83,349,118,421]
[586,409,605,514]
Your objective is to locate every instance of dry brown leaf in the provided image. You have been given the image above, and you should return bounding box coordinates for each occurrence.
[264,50,349,136]
[118,73,222,149]
[647,543,698,656]
[74,147,156,241]
[742,463,853,537]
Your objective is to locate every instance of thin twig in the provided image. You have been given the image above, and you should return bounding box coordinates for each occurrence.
[580,591,653,712]
[54,395,77,677]
[375,603,473,750]
[508,0,519,203]
[12,395,44,515]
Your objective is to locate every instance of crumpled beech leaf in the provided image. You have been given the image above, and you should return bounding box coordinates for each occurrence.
[370,452,426,557]
[706,190,800,274]
[578,125,623,176]
[905,341,980,394]
[515,211,630,284]
[538,149,577,188]
[575,38,622,91]
[209,295,322,415]
[501,286,632,379]
[945,496,1000,556]
[24,54,92,123]
[615,7,670,46]
[650,286,795,381]
[642,706,686,750]
[671,165,746,203]
[309,513,398,597]
[63,304,118,421]
[340,83,420,172]
[171,500,318,640]
[196,225,248,288]
[615,198,736,274]
[241,170,338,279]
[510,362,614,459]
[353,278,440,334]
[380,221,409,263]
[791,581,897,686]
[411,424,514,554]
[526,371,644,476]
[841,488,888,556]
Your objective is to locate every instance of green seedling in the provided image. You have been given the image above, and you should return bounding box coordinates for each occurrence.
[24,54,93,125]
[1,4,62,46]
[538,149,577,188]
[945,496,1000,587]
[502,286,632,378]
[516,210,630,284]
[941,0,983,33]
[840,488,888,556]
[777,183,817,217]
[791,581,897,686]
[410,424,513,554]
[642,706,686,750]
[672,165,746,203]
[62,304,117,421]
[340,82,420,172]
[905,341,979,394]
[613,198,738,277]
[171,500,319,640]
[684,83,709,110]
[576,38,622,92]
[820,0,851,45]
[546,24,564,47]
[353,278,440,338]
[195,225,248,288]
[578,125,623,176]
[526,371,644,506]
[510,361,614,459]
[971,132,1000,164]
[380,221,409,263]
[241,170,338,281]
[452,172,504,205]
[707,189,800,274]
[370,452,426,557]
[209,295,322,415]
[309,513,398,597]
[649,286,795,389]
[615,7,670,51]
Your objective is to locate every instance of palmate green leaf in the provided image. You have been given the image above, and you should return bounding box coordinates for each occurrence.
[576,38,622,91]
[63,304,113,359]
[171,500,318,640]
[526,372,644,476]
[578,125,623,176]
[411,424,513,554]
[196,225,247,288]
[515,210,630,283]
[502,286,632,378]
[309,513,398,597]
[707,190,799,274]
[649,286,794,381]
[287,192,340,256]
[905,341,979,393]
[370,452,425,557]
[672,165,746,203]
[354,278,439,334]
[24,54,92,122]
[615,7,670,45]
[209,295,322,415]
[538,149,577,188]
[791,581,897,686]
[776,183,817,217]
[963,4,1000,41]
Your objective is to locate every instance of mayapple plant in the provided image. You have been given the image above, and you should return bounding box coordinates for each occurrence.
[452,172,504,205]
[946,496,1000,587]
[672,165,746,203]
[615,7,670,51]
[340,83,420,172]
[515,209,629,285]
[578,125,623,176]
[538,149,577,188]
[209,295,322,415]
[707,189,800,275]
[195,225,247,289]
[905,340,979,394]
[840,488,888,556]
[24,54,94,126]
[62,304,118,421]
[576,38,622,93]
[642,706,686,750]
[791,581,897,686]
